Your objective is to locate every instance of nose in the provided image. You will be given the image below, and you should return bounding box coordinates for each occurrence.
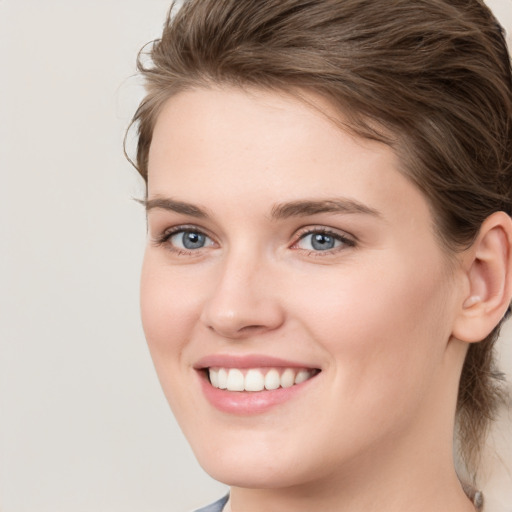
[200,252,285,340]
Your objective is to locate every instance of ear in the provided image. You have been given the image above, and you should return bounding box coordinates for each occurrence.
[452,211,512,343]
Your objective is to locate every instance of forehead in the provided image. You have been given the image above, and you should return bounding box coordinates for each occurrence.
[147,86,431,227]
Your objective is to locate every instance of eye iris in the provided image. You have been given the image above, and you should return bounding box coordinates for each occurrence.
[311,233,335,250]
[182,231,205,249]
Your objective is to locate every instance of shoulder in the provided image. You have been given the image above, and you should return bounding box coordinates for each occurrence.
[193,494,229,512]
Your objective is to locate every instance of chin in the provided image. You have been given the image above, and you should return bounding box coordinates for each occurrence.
[187,427,335,490]
[198,453,307,489]
[189,435,281,486]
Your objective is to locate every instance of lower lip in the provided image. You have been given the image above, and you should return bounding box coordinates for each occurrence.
[198,372,318,415]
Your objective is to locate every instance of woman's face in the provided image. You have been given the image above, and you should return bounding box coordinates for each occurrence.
[141,87,463,488]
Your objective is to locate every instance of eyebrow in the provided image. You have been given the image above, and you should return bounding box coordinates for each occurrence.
[270,198,381,219]
[142,197,208,218]
[141,196,380,219]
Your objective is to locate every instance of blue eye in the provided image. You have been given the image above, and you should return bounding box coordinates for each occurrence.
[169,230,213,250]
[311,233,337,250]
[296,231,351,252]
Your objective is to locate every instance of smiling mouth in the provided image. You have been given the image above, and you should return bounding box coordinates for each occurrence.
[207,367,320,392]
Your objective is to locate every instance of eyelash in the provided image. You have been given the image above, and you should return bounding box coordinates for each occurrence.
[291,227,356,257]
[152,225,216,256]
[153,225,356,256]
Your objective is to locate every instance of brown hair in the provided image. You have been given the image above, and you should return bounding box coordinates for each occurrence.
[128,0,512,486]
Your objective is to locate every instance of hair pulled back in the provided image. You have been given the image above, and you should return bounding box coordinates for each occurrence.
[128,0,512,485]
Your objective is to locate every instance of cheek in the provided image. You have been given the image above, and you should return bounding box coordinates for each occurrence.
[140,252,210,422]
[294,253,453,403]
[140,253,202,365]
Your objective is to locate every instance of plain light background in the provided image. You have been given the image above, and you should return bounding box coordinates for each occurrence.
[0,1,511,511]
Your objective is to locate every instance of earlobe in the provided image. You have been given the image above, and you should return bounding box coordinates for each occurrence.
[452,211,512,343]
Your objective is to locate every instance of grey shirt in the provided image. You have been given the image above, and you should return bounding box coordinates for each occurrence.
[193,494,229,512]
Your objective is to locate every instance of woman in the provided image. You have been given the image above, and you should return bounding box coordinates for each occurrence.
[128,1,512,510]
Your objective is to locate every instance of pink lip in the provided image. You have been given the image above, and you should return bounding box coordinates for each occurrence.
[194,354,317,370]
[194,354,321,415]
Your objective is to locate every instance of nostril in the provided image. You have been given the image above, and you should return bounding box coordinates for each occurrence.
[206,321,276,339]
[238,324,267,333]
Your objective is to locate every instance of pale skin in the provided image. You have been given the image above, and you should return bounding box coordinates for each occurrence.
[140,87,512,512]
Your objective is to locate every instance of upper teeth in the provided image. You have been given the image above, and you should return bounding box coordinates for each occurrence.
[208,367,315,392]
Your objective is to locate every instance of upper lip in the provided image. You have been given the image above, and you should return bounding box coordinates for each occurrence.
[194,354,320,370]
